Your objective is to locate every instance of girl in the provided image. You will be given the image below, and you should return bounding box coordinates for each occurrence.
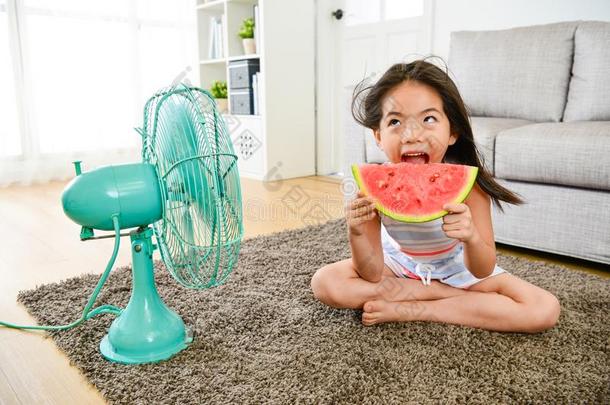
[310,60,560,333]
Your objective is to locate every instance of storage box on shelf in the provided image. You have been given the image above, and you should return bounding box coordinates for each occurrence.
[229,58,259,115]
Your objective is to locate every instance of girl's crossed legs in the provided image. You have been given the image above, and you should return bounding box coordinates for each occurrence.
[310,258,560,333]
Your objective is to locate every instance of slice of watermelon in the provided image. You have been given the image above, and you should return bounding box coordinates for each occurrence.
[351,162,478,223]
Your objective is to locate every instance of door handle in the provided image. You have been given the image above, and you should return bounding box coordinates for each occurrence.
[332,9,343,20]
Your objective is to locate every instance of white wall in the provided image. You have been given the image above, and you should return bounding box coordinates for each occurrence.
[432,0,610,60]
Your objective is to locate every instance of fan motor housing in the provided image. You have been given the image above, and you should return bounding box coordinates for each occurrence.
[62,163,163,230]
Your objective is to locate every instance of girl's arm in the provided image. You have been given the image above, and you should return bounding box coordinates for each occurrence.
[349,216,384,282]
[443,185,497,279]
[347,192,384,282]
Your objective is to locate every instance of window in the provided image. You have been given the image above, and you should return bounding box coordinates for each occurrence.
[344,0,424,26]
[344,0,381,27]
[0,0,21,157]
[1,0,196,181]
[26,10,135,153]
[136,0,197,100]
[384,0,424,21]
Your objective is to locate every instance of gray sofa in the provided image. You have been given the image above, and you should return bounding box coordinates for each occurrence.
[346,21,610,265]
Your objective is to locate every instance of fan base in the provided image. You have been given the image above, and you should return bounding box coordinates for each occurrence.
[100,330,193,365]
[98,226,195,365]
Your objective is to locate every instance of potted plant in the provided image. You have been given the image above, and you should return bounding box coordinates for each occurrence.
[238,17,256,54]
[210,80,228,113]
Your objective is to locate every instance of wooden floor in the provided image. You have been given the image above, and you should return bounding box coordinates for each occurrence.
[0,176,607,404]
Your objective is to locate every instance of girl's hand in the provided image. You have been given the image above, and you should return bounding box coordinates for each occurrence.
[346,191,378,236]
[441,203,479,243]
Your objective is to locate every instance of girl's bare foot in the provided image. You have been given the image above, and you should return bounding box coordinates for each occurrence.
[375,278,467,303]
[361,300,426,325]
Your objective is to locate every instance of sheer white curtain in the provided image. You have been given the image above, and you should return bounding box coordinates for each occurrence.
[0,0,197,186]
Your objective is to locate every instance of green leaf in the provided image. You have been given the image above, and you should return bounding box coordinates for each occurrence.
[238,17,255,39]
[209,80,227,99]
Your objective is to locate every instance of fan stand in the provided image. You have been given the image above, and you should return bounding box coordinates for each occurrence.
[100,227,193,364]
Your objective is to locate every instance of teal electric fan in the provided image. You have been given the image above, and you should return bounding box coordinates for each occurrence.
[0,84,244,364]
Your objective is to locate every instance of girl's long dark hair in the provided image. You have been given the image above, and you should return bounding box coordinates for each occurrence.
[352,58,523,209]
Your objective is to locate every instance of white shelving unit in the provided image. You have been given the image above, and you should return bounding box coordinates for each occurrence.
[195,0,315,180]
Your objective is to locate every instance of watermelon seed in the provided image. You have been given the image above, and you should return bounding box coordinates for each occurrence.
[429,176,436,182]
[388,171,395,177]
[433,172,440,178]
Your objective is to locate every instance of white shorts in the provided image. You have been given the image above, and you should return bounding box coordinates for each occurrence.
[382,244,506,289]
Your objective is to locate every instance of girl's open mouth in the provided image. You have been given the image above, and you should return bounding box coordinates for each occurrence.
[401,152,429,164]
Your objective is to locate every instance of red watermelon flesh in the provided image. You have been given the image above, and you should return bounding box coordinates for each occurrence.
[351,162,478,223]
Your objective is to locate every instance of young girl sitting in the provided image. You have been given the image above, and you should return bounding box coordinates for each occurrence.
[310,60,560,333]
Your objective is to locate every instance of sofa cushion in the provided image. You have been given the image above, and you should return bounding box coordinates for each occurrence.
[563,21,610,122]
[492,179,610,264]
[470,117,532,174]
[494,122,610,191]
[449,22,577,122]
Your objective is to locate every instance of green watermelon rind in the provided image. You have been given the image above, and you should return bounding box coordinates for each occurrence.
[351,163,479,223]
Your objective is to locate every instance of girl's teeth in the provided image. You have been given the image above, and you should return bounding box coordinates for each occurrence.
[401,153,427,164]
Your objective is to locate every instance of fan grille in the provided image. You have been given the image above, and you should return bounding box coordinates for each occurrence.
[141,85,243,289]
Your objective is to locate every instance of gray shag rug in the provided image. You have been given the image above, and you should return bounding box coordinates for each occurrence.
[18,219,610,404]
